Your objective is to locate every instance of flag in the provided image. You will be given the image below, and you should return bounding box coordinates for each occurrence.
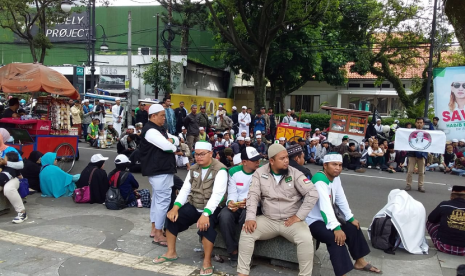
[394,128,446,153]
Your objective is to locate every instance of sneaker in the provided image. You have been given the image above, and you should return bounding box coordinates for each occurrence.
[229,253,238,268]
[12,212,27,224]
[137,199,143,208]
[355,168,366,173]
[376,166,381,170]
[368,166,372,169]
[418,187,426,193]
[404,185,412,191]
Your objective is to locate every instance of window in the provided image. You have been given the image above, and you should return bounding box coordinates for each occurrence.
[381,83,390,88]
[363,83,375,88]
[377,97,388,114]
[291,95,320,112]
[348,83,360,88]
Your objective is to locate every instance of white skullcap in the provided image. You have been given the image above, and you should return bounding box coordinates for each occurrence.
[255,130,261,134]
[115,97,121,101]
[241,130,247,133]
[128,125,135,130]
[99,100,105,103]
[195,141,212,151]
[223,131,229,135]
[232,106,237,110]
[460,139,465,143]
[149,104,164,115]
[324,154,343,163]
[233,154,242,165]
[315,128,320,131]
[452,139,459,143]
[199,127,205,131]
[182,126,186,130]
[310,137,319,141]
[279,137,286,141]
[245,137,251,142]
[242,106,247,109]
[256,135,262,139]
[219,104,223,107]
[84,99,89,103]
[230,129,235,135]
[237,137,245,141]
[376,118,381,121]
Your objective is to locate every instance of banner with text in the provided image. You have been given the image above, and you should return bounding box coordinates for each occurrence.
[433,67,465,140]
[394,128,446,154]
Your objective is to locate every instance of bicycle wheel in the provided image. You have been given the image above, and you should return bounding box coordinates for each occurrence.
[55,143,76,173]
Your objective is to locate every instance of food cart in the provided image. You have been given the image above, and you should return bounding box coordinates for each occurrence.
[321,106,370,146]
[275,122,311,142]
[0,63,81,172]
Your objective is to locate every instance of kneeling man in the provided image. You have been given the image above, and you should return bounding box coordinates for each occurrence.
[153,141,228,276]
[238,144,319,276]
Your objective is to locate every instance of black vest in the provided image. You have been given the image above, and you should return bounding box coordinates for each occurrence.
[140,121,177,176]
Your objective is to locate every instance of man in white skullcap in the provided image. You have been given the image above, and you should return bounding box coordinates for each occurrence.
[139,104,180,246]
[111,97,123,136]
[306,154,381,276]
[93,99,106,130]
[231,136,245,155]
[233,153,242,166]
[216,104,225,122]
[154,141,228,276]
[238,106,251,137]
[199,127,206,141]
[239,129,247,140]
[238,144,319,276]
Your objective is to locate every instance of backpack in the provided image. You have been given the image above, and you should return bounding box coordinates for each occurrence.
[105,171,129,210]
[370,215,401,255]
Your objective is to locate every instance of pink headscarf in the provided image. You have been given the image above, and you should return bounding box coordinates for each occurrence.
[0,128,11,152]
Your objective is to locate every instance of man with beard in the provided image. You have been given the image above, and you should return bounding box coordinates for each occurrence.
[287,144,312,179]
[306,154,382,276]
[237,144,319,276]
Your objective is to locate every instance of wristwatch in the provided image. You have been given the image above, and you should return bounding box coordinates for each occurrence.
[202,212,209,217]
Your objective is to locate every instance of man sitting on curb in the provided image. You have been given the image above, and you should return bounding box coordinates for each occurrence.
[218,147,261,267]
[427,185,465,256]
[307,154,381,276]
[342,142,366,173]
[153,141,228,276]
[237,144,319,276]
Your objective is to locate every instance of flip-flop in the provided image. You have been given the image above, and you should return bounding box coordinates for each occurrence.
[152,240,168,247]
[354,263,382,274]
[150,235,154,238]
[152,255,178,264]
[200,266,214,276]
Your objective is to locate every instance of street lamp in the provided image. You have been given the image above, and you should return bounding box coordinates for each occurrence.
[60,0,72,13]
[96,24,108,52]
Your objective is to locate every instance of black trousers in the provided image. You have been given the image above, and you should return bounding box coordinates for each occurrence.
[343,155,362,170]
[309,221,370,276]
[218,208,246,254]
[166,203,220,244]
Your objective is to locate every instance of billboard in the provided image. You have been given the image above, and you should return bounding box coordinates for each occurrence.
[14,12,88,43]
[433,67,465,140]
[98,75,126,90]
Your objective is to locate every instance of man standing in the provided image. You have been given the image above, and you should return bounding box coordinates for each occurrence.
[184,104,200,162]
[82,99,93,140]
[153,141,228,276]
[163,97,176,135]
[268,108,276,142]
[238,144,319,276]
[139,104,180,246]
[70,100,82,139]
[259,107,270,134]
[238,106,251,138]
[282,109,293,123]
[432,116,440,130]
[135,103,148,125]
[174,101,187,134]
[216,104,225,123]
[231,106,239,135]
[111,97,124,136]
[198,106,210,131]
[219,147,261,267]
[93,100,106,130]
[405,117,428,193]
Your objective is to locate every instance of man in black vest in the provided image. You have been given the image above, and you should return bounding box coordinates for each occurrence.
[231,106,239,135]
[140,104,180,247]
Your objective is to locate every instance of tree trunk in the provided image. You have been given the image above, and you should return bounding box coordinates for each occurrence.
[269,81,276,112]
[253,48,270,113]
[29,43,38,63]
[181,26,189,55]
[279,82,286,115]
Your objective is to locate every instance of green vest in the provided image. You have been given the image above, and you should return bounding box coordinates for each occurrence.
[87,123,99,140]
[187,159,226,210]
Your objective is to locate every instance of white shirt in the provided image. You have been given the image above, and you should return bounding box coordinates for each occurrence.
[367,147,383,156]
[175,167,228,214]
[145,128,179,152]
[374,124,383,133]
[238,112,251,127]
[227,165,254,204]
[111,104,123,122]
[215,140,226,148]
[282,115,293,124]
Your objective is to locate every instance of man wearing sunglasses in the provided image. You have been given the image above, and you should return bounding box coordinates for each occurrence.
[153,141,228,276]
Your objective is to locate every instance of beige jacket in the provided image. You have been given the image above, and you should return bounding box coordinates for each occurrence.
[71,105,82,125]
[246,164,319,221]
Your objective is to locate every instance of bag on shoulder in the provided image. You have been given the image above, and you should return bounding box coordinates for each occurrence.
[73,167,96,203]
[105,171,129,210]
[370,215,401,254]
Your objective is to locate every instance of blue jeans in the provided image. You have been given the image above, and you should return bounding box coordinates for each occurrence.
[425,163,439,170]
[82,124,89,140]
[368,156,384,166]
[451,168,465,176]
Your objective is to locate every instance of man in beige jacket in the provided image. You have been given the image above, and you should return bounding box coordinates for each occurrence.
[70,100,83,138]
[237,144,319,276]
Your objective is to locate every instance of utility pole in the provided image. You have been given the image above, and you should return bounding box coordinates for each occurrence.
[90,0,96,93]
[155,13,160,99]
[167,0,172,87]
[127,11,132,123]
[424,0,438,117]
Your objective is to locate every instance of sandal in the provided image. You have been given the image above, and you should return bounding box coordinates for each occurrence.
[152,240,168,247]
[152,255,178,264]
[200,266,214,276]
[354,263,382,274]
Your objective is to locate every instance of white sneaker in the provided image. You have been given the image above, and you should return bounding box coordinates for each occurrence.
[368,166,372,169]
[12,212,28,224]
[376,166,381,170]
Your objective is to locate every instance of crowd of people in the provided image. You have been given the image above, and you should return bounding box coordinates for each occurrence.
[0,96,464,276]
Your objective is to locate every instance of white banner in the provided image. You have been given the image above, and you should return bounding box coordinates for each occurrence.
[394,128,446,154]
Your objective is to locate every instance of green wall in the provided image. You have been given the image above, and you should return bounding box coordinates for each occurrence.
[0,6,221,68]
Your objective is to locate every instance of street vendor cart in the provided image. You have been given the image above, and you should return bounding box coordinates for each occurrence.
[275,121,311,142]
[321,106,371,146]
[0,63,81,172]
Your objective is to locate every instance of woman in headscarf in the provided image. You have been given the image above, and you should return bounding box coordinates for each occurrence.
[39,152,80,198]
[76,154,109,204]
[0,128,27,223]
[21,151,43,192]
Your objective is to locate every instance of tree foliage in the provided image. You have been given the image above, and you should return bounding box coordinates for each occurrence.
[156,0,208,55]
[444,0,465,53]
[0,0,70,63]
[134,56,181,97]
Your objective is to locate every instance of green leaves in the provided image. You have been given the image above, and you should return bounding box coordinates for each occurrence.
[134,56,181,96]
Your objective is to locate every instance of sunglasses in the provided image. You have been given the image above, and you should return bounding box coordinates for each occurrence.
[452,82,465,89]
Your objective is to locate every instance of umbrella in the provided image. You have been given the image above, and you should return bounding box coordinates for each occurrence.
[0,63,80,99]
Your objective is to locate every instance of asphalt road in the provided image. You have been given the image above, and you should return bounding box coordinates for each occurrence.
[75,142,462,228]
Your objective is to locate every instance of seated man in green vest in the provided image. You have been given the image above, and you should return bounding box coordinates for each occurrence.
[87,118,100,147]
[153,141,228,276]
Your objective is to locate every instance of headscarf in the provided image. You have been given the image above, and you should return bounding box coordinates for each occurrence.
[28,151,43,163]
[0,128,11,152]
[39,152,75,198]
